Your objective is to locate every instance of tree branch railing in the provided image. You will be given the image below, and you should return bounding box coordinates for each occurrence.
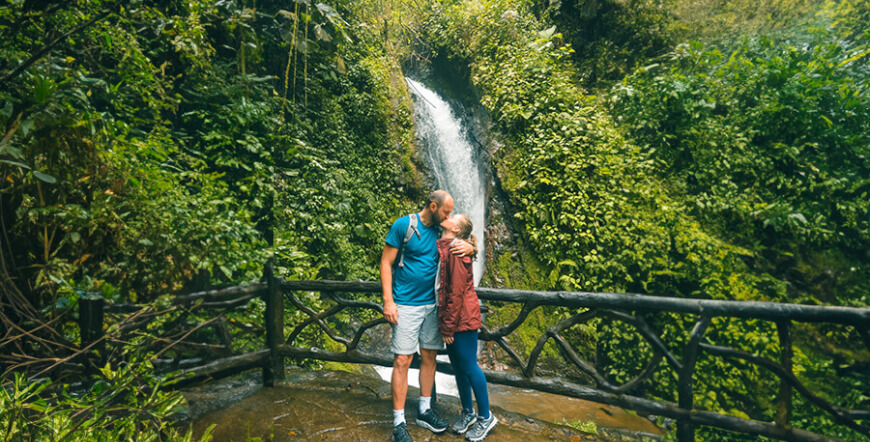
[273,279,870,442]
[81,282,272,388]
[69,274,869,442]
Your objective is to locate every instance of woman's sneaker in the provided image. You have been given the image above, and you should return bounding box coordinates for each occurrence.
[416,408,449,433]
[452,411,477,434]
[465,413,497,442]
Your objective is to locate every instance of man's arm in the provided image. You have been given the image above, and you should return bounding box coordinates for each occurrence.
[449,239,476,257]
[380,245,399,324]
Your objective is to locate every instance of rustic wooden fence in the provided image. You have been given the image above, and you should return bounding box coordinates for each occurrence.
[81,263,870,442]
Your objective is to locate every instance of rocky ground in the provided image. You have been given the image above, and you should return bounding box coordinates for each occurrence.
[183,367,663,441]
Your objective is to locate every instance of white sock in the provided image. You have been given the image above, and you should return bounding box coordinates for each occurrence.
[393,409,405,427]
[419,396,431,414]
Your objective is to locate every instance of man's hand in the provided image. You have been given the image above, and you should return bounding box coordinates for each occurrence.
[383,301,398,324]
[449,239,475,256]
[442,335,454,345]
[380,245,399,324]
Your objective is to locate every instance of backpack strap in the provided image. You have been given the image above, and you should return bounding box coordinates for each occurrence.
[396,213,422,268]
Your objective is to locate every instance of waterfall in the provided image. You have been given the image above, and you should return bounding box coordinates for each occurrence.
[373,78,488,398]
[405,78,486,286]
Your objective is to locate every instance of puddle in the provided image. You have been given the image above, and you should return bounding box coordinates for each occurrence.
[487,384,661,435]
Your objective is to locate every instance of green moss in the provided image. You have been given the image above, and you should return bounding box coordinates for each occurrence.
[482,246,548,291]
[556,418,598,435]
[321,361,365,373]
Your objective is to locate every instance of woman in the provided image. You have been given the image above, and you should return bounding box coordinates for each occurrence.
[436,214,497,442]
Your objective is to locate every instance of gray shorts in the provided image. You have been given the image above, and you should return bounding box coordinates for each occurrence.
[391,303,444,355]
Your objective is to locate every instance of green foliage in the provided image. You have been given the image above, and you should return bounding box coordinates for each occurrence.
[825,0,870,42]
[557,417,598,434]
[481,243,550,290]
[1,0,421,438]
[670,0,828,46]
[0,1,273,303]
[0,363,214,441]
[422,0,754,299]
[420,0,868,438]
[534,0,678,88]
[275,51,420,280]
[2,0,866,439]
[608,35,870,306]
[0,0,422,299]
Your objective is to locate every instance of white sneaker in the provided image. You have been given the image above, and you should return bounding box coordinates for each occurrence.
[465,413,497,441]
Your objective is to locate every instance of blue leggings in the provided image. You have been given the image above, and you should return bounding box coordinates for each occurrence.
[447,330,490,418]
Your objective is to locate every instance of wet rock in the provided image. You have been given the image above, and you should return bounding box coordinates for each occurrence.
[186,368,658,441]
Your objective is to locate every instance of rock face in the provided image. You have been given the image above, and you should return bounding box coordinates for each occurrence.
[185,368,661,441]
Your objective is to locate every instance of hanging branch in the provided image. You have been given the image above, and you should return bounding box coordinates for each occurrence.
[303,2,309,108]
[0,7,116,89]
[2,0,76,42]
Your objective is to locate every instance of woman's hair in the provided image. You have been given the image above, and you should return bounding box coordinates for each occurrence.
[452,214,477,248]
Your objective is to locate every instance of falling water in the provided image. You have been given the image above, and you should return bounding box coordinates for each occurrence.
[374,78,488,397]
[405,78,487,286]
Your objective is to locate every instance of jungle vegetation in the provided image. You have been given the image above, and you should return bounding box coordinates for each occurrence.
[0,0,867,439]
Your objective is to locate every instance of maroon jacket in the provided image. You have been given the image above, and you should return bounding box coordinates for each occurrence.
[437,238,482,337]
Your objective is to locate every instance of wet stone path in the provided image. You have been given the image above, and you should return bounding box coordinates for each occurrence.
[184,368,662,441]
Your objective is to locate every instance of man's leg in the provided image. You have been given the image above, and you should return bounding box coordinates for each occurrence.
[418,348,437,398]
[392,354,413,411]
[391,354,415,441]
[390,304,422,440]
[414,305,448,433]
[417,303,444,401]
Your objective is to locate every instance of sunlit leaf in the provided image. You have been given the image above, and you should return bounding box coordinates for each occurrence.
[278,9,297,21]
[32,171,56,183]
[314,24,332,42]
[0,159,30,169]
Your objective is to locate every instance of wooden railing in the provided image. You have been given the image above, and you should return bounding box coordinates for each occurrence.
[270,279,870,442]
[81,266,870,442]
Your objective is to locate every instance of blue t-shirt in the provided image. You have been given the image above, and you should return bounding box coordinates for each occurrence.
[385,214,439,305]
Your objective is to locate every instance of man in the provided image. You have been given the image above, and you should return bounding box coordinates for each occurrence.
[380,190,475,442]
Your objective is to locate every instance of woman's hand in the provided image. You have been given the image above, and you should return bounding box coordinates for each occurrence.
[442,335,454,345]
[449,239,475,256]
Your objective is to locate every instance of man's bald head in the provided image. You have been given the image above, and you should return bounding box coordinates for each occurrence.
[425,190,452,209]
[424,190,454,225]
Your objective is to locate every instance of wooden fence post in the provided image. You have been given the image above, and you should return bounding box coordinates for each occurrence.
[78,294,105,370]
[776,321,793,428]
[677,315,711,442]
[263,261,284,386]
[79,294,104,348]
